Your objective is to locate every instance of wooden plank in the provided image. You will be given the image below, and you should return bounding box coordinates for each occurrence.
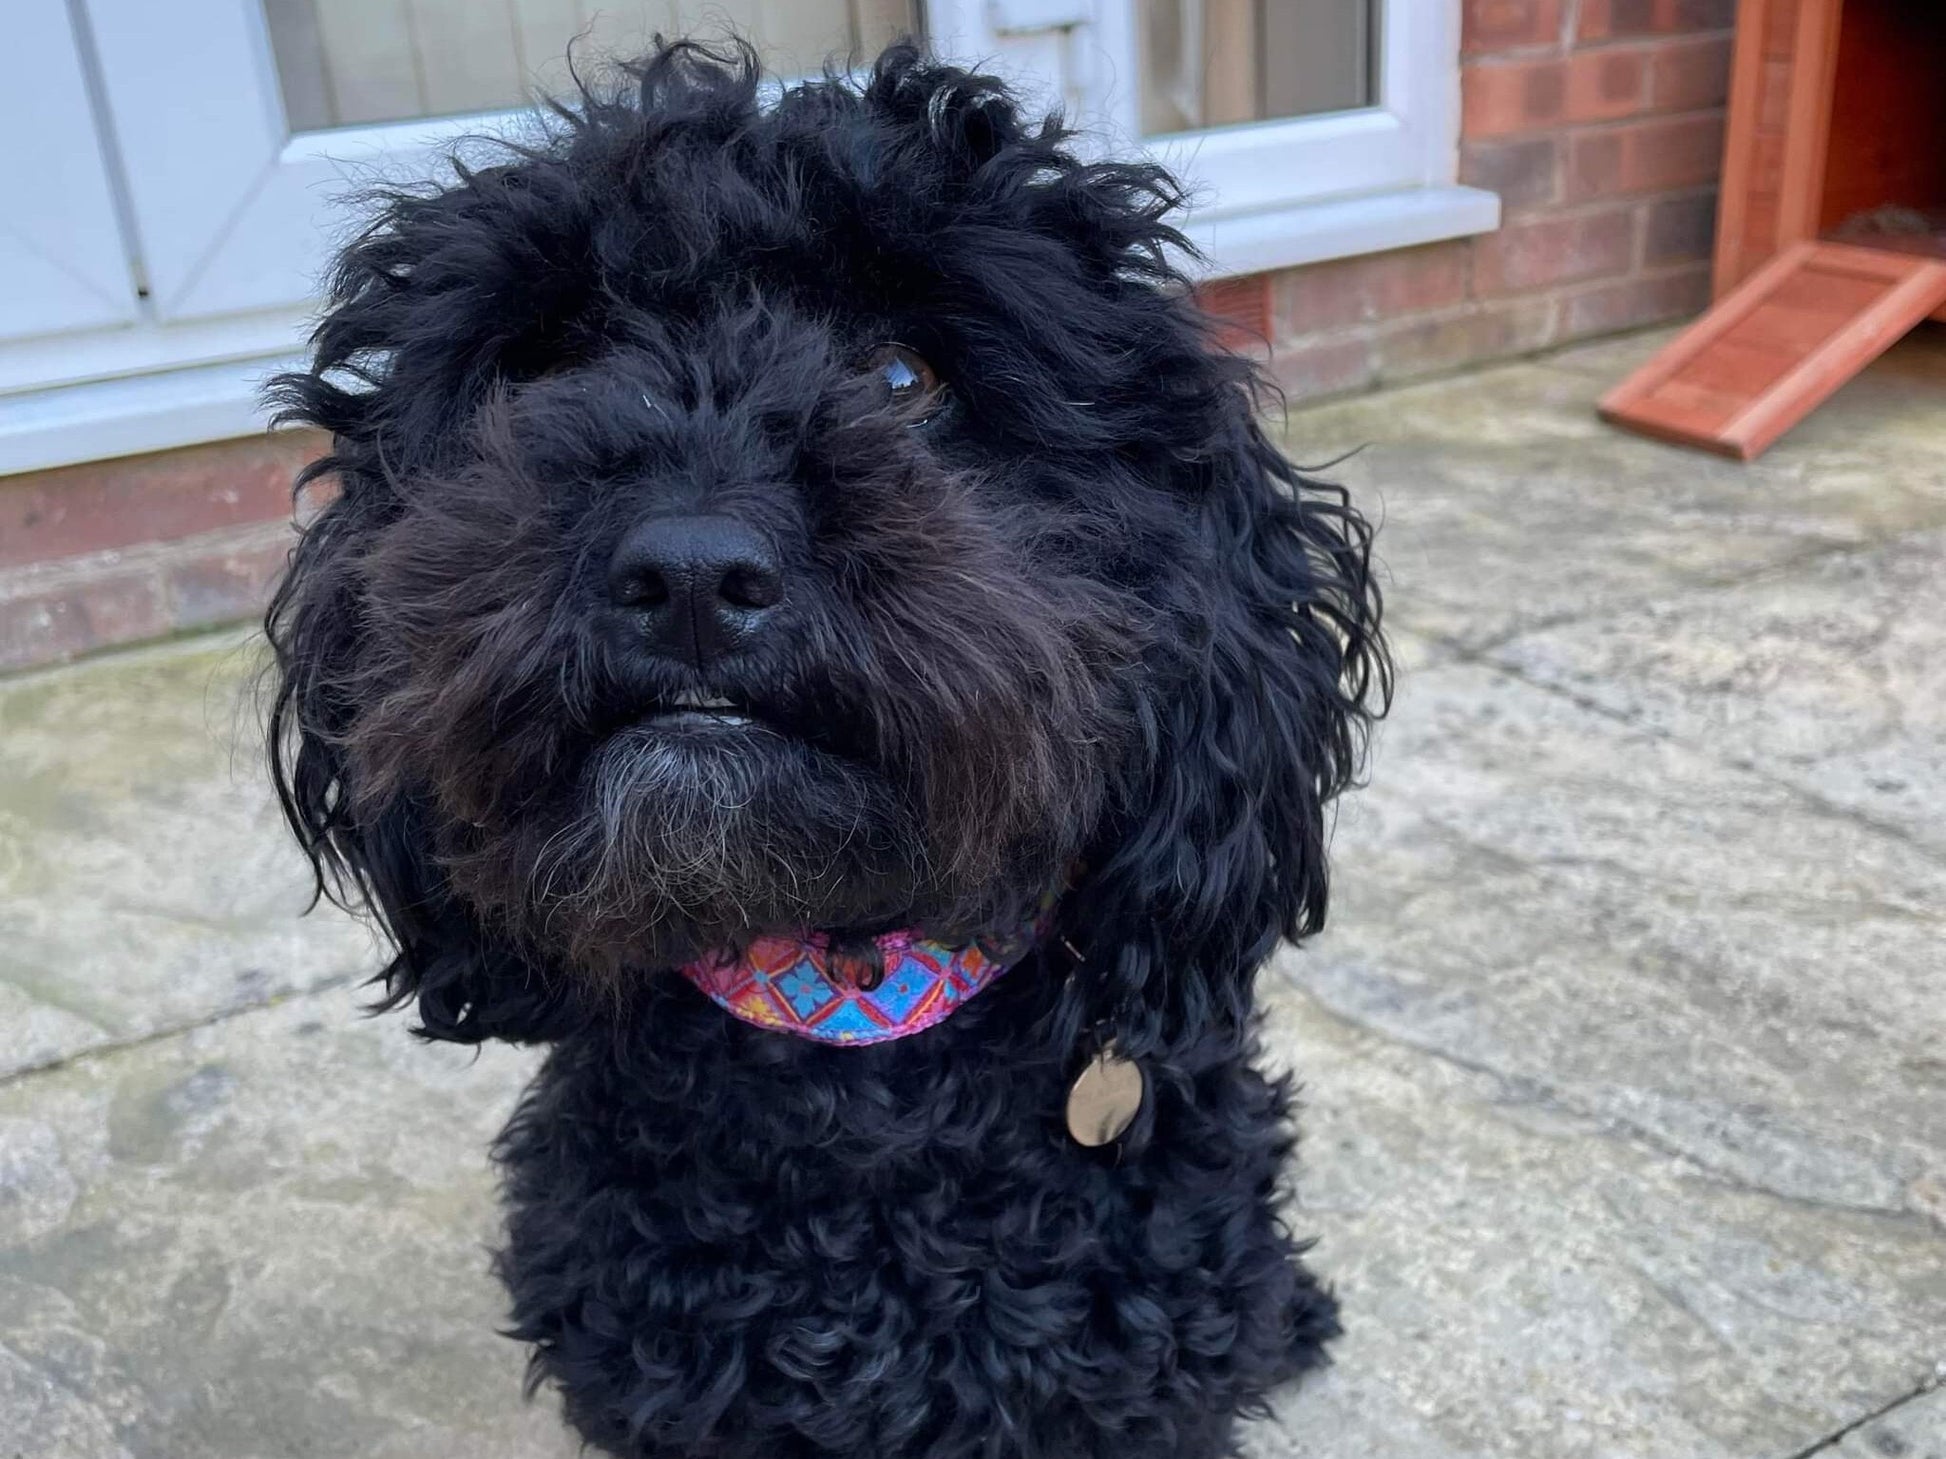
[410,0,527,117]
[1613,243,1823,404]
[755,0,855,74]
[511,0,585,98]
[1723,251,1946,454]
[262,0,334,131]
[1713,0,1844,299]
[313,0,421,126]
[1714,0,1783,295]
[849,0,918,54]
[1202,0,1262,127]
[1776,0,1843,259]
[1601,240,1946,461]
[582,5,679,70]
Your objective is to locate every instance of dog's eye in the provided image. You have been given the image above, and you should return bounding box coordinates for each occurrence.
[866,344,944,423]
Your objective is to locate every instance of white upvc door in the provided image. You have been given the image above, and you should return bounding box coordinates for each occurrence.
[77,0,906,323]
[0,4,142,341]
[925,0,1498,278]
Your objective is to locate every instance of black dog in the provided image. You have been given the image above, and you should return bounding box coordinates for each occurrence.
[266,40,1387,1459]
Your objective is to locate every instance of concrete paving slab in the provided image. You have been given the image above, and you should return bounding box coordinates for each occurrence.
[1261,655,1946,1456]
[1779,328,1946,464]
[1490,527,1946,856]
[0,989,564,1459]
[1313,659,1946,1227]
[1282,333,1946,651]
[0,634,372,1079]
[1248,976,1946,1459]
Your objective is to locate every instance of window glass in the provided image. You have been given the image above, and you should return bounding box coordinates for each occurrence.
[1137,0,1375,135]
[263,0,920,132]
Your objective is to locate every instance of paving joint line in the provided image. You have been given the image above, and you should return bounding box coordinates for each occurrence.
[1407,527,1933,667]
[1276,968,1940,1230]
[0,972,361,1093]
[1423,632,1946,871]
[1784,1371,1942,1458]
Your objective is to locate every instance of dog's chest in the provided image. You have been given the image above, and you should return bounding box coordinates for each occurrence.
[497,979,1304,1458]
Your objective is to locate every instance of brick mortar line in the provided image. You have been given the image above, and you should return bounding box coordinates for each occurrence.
[1272,266,1709,351]
[1564,27,1739,51]
[1489,194,1712,224]
[1470,104,1732,152]
[1562,259,1717,288]
[1466,28,1738,66]
[0,972,360,1093]
[0,517,296,598]
[1492,186,1723,224]
[1534,102,1731,135]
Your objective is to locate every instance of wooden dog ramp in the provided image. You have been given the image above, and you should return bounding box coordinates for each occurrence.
[1599,240,1946,460]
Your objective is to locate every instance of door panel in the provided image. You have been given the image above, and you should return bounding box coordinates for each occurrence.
[83,0,911,323]
[0,3,140,342]
[84,0,297,321]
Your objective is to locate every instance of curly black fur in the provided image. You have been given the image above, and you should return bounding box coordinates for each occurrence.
[266,38,1388,1459]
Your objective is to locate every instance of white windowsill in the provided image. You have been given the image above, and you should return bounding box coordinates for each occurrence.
[1184,183,1502,280]
[0,183,1500,477]
[0,353,309,476]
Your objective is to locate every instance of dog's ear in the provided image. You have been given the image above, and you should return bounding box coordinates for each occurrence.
[1081,395,1389,1037]
[265,481,580,1046]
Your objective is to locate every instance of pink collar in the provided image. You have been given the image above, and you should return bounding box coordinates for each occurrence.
[678,901,1051,1046]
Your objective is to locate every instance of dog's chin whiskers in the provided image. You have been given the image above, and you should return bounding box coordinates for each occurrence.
[469,716,937,977]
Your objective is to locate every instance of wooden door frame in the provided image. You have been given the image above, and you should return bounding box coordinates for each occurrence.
[1712,0,1845,298]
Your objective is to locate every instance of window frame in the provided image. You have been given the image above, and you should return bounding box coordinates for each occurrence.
[928,0,1499,279]
[1094,0,1462,214]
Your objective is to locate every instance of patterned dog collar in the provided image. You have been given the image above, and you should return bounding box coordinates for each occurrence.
[678,897,1053,1046]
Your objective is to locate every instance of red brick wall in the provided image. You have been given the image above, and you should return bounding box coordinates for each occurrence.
[1214,0,1734,400]
[0,433,322,673]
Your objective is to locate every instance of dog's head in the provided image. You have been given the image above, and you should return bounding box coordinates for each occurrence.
[267,41,1387,1043]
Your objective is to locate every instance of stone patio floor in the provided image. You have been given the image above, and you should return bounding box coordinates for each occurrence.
[3,328,1943,1458]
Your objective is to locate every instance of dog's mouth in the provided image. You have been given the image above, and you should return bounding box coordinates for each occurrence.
[599,672,863,766]
[644,687,763,730]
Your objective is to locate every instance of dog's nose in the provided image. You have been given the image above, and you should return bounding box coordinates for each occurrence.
[607,515,783,665]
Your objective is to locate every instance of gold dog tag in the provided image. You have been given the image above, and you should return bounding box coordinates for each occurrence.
[1065,1043,1145,1147]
